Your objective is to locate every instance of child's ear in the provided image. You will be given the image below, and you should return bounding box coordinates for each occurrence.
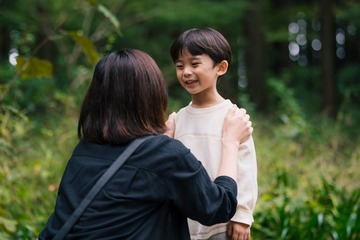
[217,60,229,76]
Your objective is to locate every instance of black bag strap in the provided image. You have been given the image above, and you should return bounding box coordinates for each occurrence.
[54,135,155,240]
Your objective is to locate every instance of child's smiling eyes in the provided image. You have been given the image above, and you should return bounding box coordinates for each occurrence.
[175,61,201,69]
[176,64,184,69]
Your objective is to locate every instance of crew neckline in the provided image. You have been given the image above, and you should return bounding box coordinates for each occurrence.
[186,99,231,114]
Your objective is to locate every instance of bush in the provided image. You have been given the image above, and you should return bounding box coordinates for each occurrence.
[1,98,359,239]
[253,172,360,239]
[0,104,77,239]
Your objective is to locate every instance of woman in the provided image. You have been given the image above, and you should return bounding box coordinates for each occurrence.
[39,49,253,239]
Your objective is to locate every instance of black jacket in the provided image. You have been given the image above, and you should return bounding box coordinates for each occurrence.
[39,135,237,239]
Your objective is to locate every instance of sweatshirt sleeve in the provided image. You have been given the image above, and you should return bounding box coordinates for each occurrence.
[167,147,238,226]
[231,136,258,226]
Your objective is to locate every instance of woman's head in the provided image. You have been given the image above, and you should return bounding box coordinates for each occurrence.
[170,28,232,67]
[78,49,168,144]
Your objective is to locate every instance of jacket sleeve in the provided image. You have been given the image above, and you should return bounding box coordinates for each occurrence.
[231,136,258,226]
[166,148,238,226]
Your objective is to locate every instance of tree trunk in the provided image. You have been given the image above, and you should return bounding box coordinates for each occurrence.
[320,0,338,118]
[0,24,10,65]
[36,4,56,61]
[244,0,266,111]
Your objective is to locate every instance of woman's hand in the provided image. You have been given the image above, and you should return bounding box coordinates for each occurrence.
[222,105,253,147]
[164,112,176,138]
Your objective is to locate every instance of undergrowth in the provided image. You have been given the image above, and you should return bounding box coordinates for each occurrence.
[0,101,359,239]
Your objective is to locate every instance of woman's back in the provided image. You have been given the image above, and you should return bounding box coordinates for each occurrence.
[39,135,238,239]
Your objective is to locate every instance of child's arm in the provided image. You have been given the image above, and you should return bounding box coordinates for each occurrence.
[227,135,258,240]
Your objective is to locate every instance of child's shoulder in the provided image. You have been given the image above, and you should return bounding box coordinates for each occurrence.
[175,102,192,115]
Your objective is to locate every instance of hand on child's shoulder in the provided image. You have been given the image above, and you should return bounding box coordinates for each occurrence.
[224,105,253,144]
[164,112,177,138]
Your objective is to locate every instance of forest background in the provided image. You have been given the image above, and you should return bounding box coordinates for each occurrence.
[0,0,359,239]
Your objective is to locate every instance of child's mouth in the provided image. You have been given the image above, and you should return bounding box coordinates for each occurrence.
[185,80,198,85]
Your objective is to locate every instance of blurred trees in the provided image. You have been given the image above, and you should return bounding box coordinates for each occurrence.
[250,0,359,119]
[1,0,359,119]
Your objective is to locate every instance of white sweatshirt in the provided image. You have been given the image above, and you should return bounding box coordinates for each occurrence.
[174,99,258,239]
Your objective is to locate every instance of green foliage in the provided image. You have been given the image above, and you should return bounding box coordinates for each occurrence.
[69,32,101,66]
[0,0,122,104]
[0,105,32,238]
[1,95,359,239]
[251,110,360,239]
[95,3,122,36]
[266,76,308,140]
[0,63,59,115]
[338,64,360,101]
[15,57,53,79]
[0,105,31,158]
[0,104,78,239]
[253,174,360,239]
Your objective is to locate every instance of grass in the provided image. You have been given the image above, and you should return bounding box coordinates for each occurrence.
[251,112,360,239]
[1,102,359,239]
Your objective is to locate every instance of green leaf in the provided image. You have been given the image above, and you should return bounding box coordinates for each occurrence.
[85,0,121,35]
[0,216,17,233]
[15,56,53,79]
[97,4,122,36]
[0,85,6,95]
[69,32,101,66]
[86,0,97,6]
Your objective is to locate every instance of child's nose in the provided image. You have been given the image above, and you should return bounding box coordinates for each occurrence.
[183,66,192,76]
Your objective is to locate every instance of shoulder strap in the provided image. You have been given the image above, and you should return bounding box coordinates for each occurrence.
[54,135,155,240]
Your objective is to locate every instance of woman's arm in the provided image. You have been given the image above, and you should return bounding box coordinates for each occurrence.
[217,105,252,180]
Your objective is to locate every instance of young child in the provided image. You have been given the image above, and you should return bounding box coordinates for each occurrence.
[170,28,258,240]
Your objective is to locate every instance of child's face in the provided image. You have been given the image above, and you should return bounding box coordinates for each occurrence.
[175,48,221,96]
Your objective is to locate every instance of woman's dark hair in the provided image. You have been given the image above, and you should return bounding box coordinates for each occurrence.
[78,49,168,144]
[170,27,232,67]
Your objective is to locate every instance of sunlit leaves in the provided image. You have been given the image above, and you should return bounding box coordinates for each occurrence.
[86,0,122,36]
[97,4,122,36]
[0,216,17,234]
[86,0,97,6]
[0,105,30,157]
[15,57,53,79]
[69,32,100,66]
